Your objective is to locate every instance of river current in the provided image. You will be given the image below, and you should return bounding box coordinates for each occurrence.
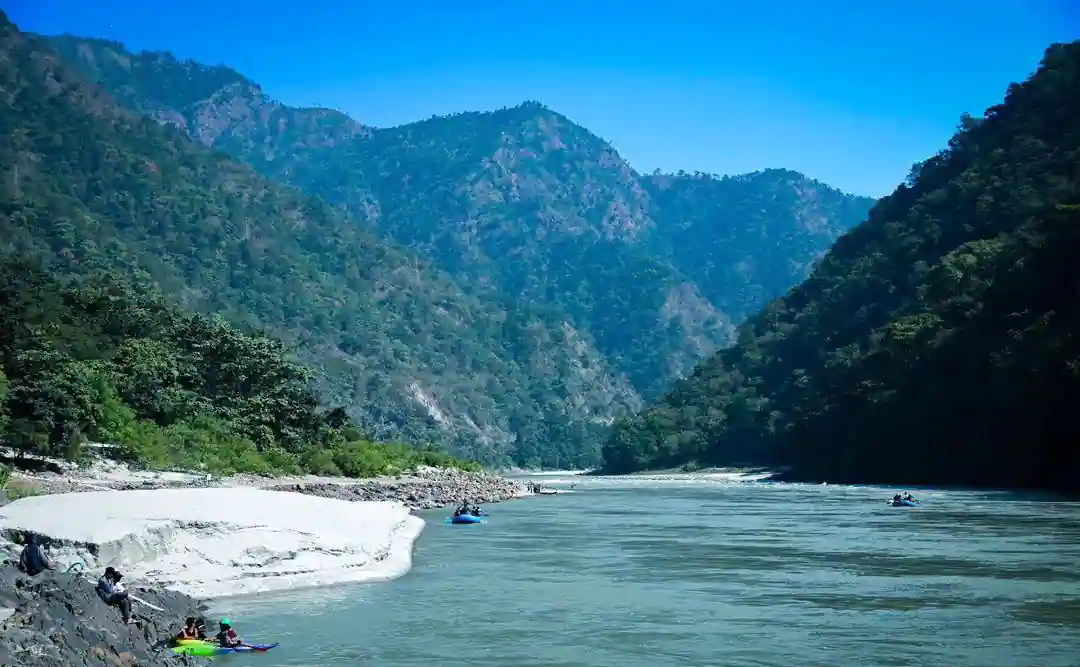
[214,474,1080,666]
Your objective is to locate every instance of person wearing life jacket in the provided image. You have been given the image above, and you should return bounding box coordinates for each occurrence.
[174,617,198,641]
[171,617,207,646]
[216,618,244,648]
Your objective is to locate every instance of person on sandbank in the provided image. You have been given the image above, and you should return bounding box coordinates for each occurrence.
[96,566,136,624]
[17,534,55,577]
[216,618,244,648]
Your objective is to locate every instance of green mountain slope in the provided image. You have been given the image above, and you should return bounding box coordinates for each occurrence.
[0,13,640,468]
[0,258,476,476]
[276,102,727,399]
[600,41,1080,494]
[641,169,876,321]
[44,35,874,405]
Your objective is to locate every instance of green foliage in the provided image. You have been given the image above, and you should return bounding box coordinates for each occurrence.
[0,259,479,477]
[1,462,42,501]
[0,369,8,440]
[601,41,1080,494]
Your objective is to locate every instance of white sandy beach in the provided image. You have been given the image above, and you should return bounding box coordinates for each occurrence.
[0,487,425,599]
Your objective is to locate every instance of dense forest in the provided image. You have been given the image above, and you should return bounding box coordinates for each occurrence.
[600,41,1080,494]
[43,32,873,448]
[0,259,476,476]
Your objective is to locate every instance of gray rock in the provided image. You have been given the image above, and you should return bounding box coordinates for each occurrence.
[0,562,203,666]
[267,468,528,510]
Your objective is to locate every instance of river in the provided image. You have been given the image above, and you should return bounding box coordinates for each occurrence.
[213,475,1080,666]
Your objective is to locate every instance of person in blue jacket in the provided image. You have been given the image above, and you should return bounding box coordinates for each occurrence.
[96,566,135,624]
[18,534,54,576]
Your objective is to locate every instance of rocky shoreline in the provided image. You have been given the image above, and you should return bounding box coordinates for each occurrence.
[8,457,531,511]
[0,563,202,667]
[267,466,529,509]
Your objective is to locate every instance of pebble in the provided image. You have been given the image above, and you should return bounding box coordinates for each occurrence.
[267,466,529,509]
[14,465,531,511]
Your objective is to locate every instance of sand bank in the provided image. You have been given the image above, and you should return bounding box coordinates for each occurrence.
[0,487,424,599]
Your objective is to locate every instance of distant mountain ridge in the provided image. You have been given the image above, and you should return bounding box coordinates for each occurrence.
[17,26,875,467]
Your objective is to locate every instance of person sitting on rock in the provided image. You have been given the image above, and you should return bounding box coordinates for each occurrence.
[17,534,54,577]
[96,566,135,624]
[216,618,243,648]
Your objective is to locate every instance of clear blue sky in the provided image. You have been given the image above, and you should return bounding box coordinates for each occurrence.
[5,0,1078,196]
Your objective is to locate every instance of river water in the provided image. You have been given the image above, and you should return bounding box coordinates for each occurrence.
[214,475,1080,666]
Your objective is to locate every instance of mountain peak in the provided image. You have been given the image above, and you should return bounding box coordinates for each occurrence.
[44,33,254,106]
[513,99,551,112]
[42,33,370,155]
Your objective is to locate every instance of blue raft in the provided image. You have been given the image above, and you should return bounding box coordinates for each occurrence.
[887,498,920,507]
[446,513,484,524]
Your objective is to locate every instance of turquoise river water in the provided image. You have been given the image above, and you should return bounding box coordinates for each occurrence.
[213,475,1080,666]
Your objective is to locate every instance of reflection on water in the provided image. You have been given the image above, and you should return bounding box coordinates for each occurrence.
[217,475,1080,667]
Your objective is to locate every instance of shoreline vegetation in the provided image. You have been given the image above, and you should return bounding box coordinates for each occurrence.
[0,261,483,485]
[0,448,529,510]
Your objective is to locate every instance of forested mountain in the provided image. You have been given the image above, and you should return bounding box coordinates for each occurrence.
[641,169,875,323]
[0,13,639,468]
[43,34,874,403]
[600,41,1080,494]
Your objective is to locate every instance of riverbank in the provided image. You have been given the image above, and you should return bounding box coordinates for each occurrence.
[0,487,427,599]
[4,448,530,510]
[0,453,530,595]
[0,451,532,666]
[0,487,417,660]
